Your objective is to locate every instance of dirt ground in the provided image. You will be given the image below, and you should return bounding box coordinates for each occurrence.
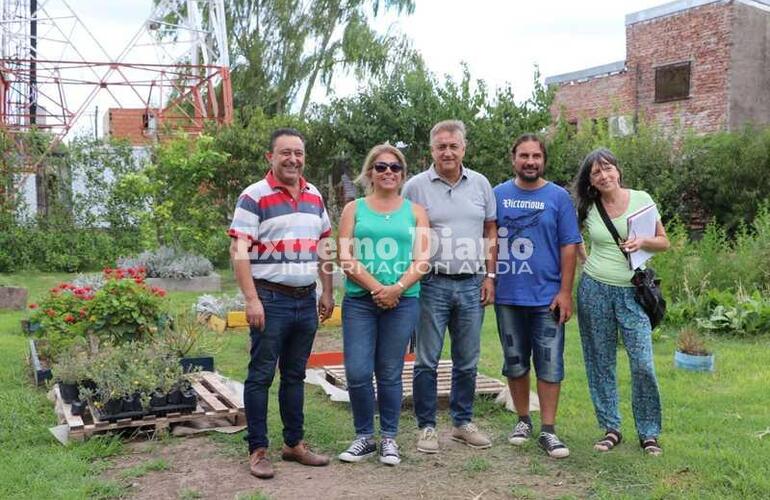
[102,328,588,499]
[106,431,587,500]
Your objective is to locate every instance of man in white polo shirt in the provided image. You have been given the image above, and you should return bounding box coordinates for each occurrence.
[402,120,497,453]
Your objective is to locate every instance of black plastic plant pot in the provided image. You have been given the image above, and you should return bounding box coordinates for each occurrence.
[123,394,143,413]
[58,382,80,404]
[71,400,86,416]
[28,339,52,386]
[179,389,196,407]
[149,391,167,408]
[103,398,123,415]
[167,388,183,405]
[180,356,214,373]
[21,319,42,335]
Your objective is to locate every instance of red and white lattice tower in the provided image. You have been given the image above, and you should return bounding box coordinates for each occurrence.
[0,0,232,174]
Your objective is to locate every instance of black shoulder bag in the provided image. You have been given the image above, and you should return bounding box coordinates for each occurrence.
[595,201,666,328]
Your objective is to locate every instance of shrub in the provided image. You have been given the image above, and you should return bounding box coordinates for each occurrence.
[29,283,95,361]
[156,311,222,358]
[676,328,710,356]
[29,267,167,359]
[118,247,213,279]
[86,267,167,344]
[51,347,91,384]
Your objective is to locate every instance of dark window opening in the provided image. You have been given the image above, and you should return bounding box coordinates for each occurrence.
[655,62,691,103]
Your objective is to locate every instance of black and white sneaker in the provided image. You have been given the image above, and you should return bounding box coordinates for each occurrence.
[508,420,533,446]
[379,438,401,466]
[339,437,377,462]
[538,432,570,458]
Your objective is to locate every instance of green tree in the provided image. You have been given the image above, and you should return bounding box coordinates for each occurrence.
[218,0,415,116]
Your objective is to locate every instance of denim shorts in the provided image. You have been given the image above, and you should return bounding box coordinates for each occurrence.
[494,304,565,383]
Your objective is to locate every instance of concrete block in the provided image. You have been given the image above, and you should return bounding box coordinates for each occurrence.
[145,273,221,292]
[0,286,28,310]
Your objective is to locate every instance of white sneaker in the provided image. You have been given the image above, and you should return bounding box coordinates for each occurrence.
[379,438,401,466]
[508,420,533,446]
[538,432,570,459]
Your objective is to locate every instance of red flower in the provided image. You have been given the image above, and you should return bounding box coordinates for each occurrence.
[134,277,144,284]
[45,309,56,317]
[28,303,38,309]
[79,308,87,318]
[64,313,75,323]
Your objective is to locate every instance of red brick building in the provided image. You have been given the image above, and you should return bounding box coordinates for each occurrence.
[545,0,770,135]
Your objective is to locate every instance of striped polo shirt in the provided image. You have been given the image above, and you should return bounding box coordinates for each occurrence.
[228,171,332,286]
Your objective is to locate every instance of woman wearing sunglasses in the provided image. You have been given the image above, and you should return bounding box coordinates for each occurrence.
[337,143,430,466]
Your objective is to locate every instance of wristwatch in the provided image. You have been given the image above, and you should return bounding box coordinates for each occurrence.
[486,272,496,279]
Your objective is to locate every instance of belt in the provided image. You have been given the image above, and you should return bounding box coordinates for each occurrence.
[254,279,316,298]
[432,271,477,281]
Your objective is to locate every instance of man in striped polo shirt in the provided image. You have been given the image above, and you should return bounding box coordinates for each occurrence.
[229,128,335,479]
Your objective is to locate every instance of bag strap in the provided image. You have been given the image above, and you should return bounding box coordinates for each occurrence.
[595,200,634,270]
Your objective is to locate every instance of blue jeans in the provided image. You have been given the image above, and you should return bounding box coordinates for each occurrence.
[577,273,662,440]
[342,295,419,438]
[494,304,565,383]
[413,273,485,428]
[244,287,318,452]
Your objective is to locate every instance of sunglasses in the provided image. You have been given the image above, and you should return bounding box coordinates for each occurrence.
[373,161,404,173]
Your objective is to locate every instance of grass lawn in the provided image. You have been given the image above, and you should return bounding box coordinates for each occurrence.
[1,271,769,498]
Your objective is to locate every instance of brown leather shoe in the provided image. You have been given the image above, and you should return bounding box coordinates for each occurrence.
[249,448,274,479]
[281,440,330,466]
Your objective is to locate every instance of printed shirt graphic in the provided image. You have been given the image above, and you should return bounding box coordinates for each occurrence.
[494,180,582,306]
[228,171,332,286]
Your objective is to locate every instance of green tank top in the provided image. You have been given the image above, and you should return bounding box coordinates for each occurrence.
[344,198,420,298]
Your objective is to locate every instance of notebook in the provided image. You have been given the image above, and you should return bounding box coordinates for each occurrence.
[626,204,657,270]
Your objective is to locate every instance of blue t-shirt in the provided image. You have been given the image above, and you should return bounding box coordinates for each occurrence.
[494,180,582,306]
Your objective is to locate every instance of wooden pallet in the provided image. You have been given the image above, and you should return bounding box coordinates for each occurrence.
[323,360,506,401]
[55,371,244,441]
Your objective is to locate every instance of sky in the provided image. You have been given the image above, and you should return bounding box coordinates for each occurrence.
[12,0,671,136]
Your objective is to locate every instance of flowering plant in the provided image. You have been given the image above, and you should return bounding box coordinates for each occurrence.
[29,283,95,360]
[85,267,167,345]
[29,266,167,359]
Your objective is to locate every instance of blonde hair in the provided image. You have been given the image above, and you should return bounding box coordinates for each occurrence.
[355,143,408,193]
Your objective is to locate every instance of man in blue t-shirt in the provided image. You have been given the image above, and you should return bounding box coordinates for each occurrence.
[493,133,581,459]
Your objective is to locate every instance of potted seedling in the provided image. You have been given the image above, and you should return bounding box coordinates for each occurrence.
[51,348,90,404]
[159,311,220,373]
[674,327,715,372]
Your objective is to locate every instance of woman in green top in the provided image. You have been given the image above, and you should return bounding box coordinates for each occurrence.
[337,143,429,466]
[573,148,670,456]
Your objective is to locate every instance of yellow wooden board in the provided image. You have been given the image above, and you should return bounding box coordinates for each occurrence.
[207,315,226,333]
[226,311,248,327]
[321,305,341,327]
[227,305,341,328]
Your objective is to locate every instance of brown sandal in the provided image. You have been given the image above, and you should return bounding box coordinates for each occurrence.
[594,430,622,452]
[640,438,662,456]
